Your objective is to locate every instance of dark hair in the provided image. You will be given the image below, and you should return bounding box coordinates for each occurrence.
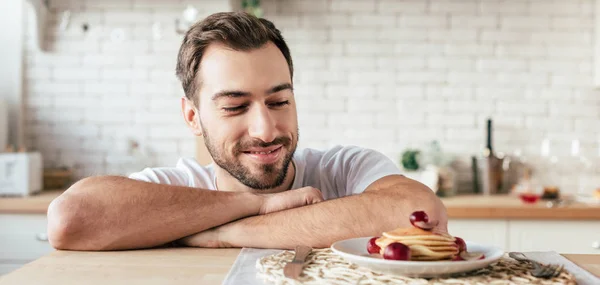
[175,12,293,104]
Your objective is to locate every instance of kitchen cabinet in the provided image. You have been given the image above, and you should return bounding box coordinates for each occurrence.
[448,219,508,249]
[509,220,600,254]
[0,214,54,275]
[449,219,600,254]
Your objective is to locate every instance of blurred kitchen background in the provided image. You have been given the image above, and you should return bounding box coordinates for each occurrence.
[1,0,599,197]
[2,0,600,276]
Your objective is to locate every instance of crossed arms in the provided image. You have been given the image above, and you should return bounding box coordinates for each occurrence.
[48,174,447,250]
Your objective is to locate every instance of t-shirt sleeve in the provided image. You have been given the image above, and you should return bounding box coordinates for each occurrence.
[128,167,191,186]
[323,146,402,196]
[127,157,214,189]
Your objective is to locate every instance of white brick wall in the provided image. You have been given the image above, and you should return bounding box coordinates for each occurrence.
[23,0,600,194]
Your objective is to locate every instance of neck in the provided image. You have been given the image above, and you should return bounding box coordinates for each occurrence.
[214,161,296,194]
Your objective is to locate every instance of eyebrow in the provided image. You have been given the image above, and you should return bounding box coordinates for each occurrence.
[211,83,293,101]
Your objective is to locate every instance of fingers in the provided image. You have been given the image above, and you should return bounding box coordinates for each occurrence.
[259,186,325,215]
[299,186,324,204]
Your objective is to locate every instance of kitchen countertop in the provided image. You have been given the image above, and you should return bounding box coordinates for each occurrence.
[2,191,599,220]
[441,194,600,220]
[0,190,63,214]
[0,248,597,285]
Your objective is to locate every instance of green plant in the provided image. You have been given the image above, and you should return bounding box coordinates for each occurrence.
[401,149,421,171]
[242,0,263,18]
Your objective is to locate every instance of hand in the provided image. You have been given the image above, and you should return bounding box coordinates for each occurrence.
[258,186,324,215]
[177,187,325,248]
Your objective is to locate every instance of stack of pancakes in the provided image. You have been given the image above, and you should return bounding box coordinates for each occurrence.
[375,227,459,261]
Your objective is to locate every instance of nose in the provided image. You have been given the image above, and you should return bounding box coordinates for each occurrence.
[247,104,277,143]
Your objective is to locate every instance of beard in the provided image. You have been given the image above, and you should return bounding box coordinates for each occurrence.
[201,122,298,190]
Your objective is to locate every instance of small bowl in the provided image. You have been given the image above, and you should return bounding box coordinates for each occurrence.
[519,193,541,204]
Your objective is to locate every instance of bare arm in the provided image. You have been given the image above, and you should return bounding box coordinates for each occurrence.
[47,176,322,251]
[180,175,448,249]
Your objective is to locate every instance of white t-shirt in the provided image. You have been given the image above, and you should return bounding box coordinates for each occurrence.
[129,145,402,200]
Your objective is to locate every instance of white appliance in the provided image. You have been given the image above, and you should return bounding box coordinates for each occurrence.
[0,99,7,152]
[0,152,43,196]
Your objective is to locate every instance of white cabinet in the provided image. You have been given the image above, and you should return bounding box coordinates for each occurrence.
[448,219,508,250]
[509,220,600,254]
[449,219,600,254]
[0,214,54,275]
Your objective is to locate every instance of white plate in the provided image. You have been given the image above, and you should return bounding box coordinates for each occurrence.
[331,237,504,278]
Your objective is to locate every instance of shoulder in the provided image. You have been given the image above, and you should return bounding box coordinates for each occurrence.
[311,145,382,162]
[128,157,215,189]
[294,145,391,168]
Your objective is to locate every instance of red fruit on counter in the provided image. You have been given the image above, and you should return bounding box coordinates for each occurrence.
[383,242,411,261]
[454,237,467,252]
[367,237,381,254]
[519,193,540,204]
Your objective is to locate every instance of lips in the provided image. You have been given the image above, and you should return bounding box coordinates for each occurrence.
[242,145,283,164]
[243,144,282,154]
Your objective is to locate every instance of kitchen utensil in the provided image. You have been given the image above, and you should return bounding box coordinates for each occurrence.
[471,156,480,194]
[480,119,504,195]
[283,245,312,280]
[0,152,43,196]
[509,252,563,278]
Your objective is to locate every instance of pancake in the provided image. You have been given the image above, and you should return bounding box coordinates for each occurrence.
[409,245,459,257]
[388,238,456,245]
[411,255,453,261]
[376,226,459,261]
[383,227,454,240]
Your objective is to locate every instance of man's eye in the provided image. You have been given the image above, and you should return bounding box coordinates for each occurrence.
[222,105,247,112]
[269,101,290,107]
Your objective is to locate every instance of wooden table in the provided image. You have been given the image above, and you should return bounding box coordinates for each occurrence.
[0,248,598,285]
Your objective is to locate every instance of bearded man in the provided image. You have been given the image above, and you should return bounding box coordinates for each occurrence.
[47,12,447,251]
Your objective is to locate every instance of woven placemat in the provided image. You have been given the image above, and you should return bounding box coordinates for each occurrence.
[256,248,577,284]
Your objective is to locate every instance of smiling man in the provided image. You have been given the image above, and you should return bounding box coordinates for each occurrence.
[47,12,447,251]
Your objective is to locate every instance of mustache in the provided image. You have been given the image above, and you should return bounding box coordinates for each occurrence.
[236,136,291,151]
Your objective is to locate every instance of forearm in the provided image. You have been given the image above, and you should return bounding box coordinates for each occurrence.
[47,176,261,250]
[221,176,447,249]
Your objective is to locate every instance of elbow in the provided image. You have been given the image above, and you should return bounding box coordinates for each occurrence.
[412,181,448,232]
[389,177,448,231]
[47,196,79,250]
[47,178,99,250]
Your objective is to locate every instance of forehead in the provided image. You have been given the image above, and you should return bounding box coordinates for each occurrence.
[196,42,291,102]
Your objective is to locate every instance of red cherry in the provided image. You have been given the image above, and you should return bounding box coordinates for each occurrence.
[383,242,411,261]
[412,220,439,230]
[409,211,429,225]
[410,211,438,230]
[367,237,381,254]
[479,254,485,260]
[454,237,467,252]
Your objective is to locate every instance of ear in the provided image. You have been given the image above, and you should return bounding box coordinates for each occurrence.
[181,97,203,136]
